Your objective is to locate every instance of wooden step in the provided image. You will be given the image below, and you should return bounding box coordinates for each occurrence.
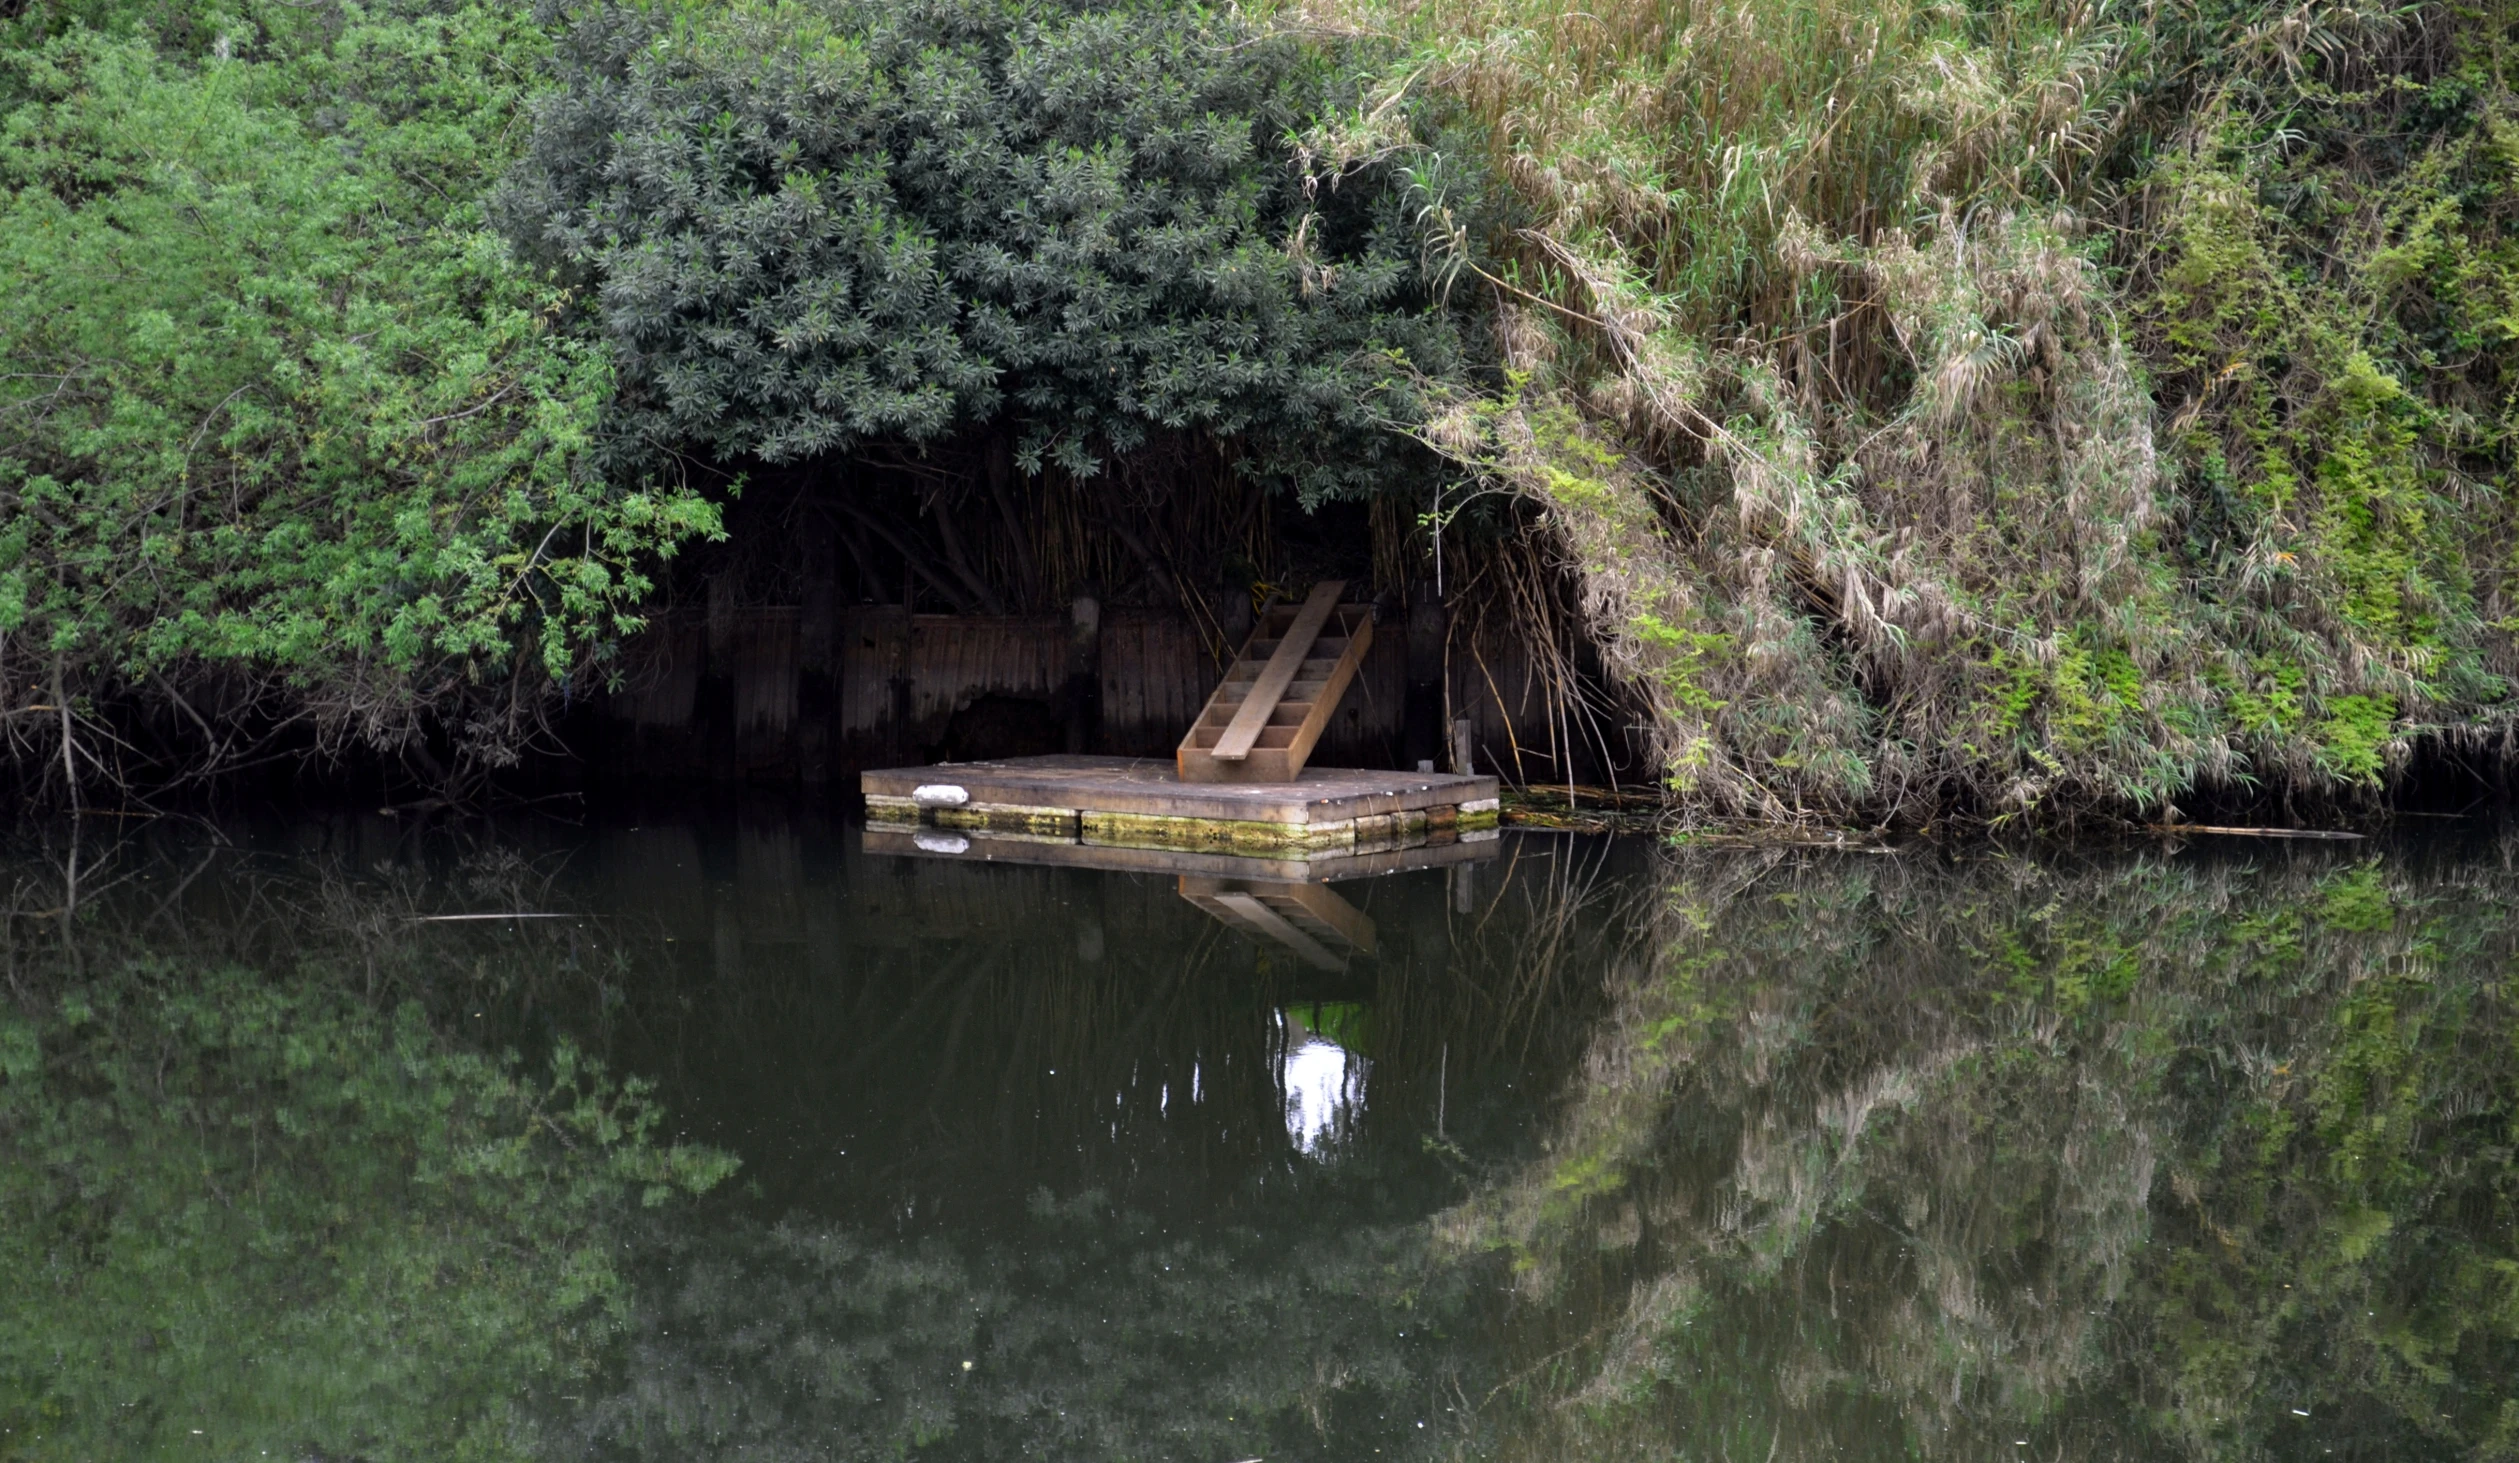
[1176,581,1374,784]
[1223,656,1345,684]
[1192,692,1328,730]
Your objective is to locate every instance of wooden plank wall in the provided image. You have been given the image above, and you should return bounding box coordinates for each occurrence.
[1099,608,1212,755]
[1446,618,1631,790]
[596,601,1621,785]
[908,615,1067,727]
[732,608,800,735]
[612,614,704,728]
[836,606,909,749]
[1450,619,1553,786]
[1312,626,1407,769]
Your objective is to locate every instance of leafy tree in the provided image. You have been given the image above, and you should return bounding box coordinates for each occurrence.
[499,0,1466,496]
[0,0,720,794]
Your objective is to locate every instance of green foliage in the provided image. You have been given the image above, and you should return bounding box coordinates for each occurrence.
[0,0,719,784]
[2135,2,2519,771]
[1295,0,2519,821]
[5,0,2514,819]
[500,0,1463,498]
[2316,693,2399,784]
[0,962,734,1459]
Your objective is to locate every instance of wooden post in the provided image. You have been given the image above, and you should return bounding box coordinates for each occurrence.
[1405,581,1447,772]
[799,529,837,784]
[893,564,914,763]
[706,573,734,659]
[1450,717,1473,776]
[1064,592,1102,754]
[701,573,736,778]
[837,604,911,773]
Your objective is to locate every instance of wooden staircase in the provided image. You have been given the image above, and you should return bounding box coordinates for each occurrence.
[1177,580,1374,784]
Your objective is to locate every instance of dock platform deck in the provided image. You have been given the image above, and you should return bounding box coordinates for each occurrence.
[862,754,1499,858]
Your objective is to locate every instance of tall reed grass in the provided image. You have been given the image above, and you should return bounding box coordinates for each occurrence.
[1278,0,2518,823]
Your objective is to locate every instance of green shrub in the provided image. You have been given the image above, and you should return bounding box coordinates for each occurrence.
[499,0,1465,499]
[0,0,719,788]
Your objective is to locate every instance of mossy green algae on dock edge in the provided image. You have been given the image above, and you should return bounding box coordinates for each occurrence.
[866,795,1498,853]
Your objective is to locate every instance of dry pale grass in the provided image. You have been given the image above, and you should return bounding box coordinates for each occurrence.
[1276,0,2498,824]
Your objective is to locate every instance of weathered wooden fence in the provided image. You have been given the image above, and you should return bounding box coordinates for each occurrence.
[588,599,1628,788]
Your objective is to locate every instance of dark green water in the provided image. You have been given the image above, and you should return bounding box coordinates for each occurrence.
[3,814,2515,1461]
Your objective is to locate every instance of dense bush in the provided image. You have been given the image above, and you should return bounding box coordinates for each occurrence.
[0,0,720,793]
[498,0,1466,497]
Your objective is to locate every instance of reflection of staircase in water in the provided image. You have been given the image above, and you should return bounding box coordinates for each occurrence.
[1176,876,1376,971]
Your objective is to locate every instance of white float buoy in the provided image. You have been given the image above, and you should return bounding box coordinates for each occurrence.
[913,784,971,808]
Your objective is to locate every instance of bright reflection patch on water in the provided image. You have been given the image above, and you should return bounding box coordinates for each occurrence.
[1279,1009,1366,1155]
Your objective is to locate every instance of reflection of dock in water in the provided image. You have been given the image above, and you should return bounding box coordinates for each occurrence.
[857,818,1493,969]
[1178,876,1376,971]
[858,820,1495,884]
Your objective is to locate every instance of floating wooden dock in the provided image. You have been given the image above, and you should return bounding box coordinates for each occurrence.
[862,754,1499,860]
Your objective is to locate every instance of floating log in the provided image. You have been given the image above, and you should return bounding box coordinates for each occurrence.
[2146,824,2366,841]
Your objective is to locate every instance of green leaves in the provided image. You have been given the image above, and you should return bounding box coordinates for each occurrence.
[0,0,720,779]
[502,0,1458,497]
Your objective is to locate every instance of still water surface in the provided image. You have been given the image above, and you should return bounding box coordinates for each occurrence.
[3,813,2515,1461]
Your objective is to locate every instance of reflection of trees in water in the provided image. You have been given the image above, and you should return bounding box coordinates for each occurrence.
[21,819,2519,1459]
[0,817,1658,1460]
[0,814,641,1030]
[1458,841,2519,1462]
[0,821,734,1461]
[569,1190,1477,1460]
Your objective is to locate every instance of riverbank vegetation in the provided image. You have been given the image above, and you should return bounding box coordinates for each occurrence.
[4,0,2515,822]
[0,0,722,796]
[1299,0,2519,822]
